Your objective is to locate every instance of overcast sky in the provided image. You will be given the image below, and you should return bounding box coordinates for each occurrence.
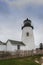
[0,0,43,47]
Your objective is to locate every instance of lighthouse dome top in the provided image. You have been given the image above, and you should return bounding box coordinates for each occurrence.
[24,18,31,24]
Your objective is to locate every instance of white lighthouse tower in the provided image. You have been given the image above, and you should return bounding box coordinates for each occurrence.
[21,18,35,50]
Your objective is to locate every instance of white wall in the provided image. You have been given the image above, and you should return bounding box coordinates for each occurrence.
[21,27,35,50]
[7,41,17,52]
[0,45,6,51]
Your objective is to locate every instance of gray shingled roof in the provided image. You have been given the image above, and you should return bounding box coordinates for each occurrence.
[0,41,6,45]
[7,39,25,46]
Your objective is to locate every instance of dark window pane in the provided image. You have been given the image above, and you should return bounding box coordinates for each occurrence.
[17,45,20,50]
[26,32,29,36]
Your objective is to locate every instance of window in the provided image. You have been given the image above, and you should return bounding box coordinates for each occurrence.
[17,45,20,50]
[26,32,29,36]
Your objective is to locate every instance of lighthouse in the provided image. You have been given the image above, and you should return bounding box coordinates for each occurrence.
[21,18,35,50]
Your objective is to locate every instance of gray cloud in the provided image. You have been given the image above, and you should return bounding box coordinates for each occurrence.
[0,0,43,9]
[5,0,43,8]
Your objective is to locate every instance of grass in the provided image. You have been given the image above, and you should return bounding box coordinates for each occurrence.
[0,55,42,65]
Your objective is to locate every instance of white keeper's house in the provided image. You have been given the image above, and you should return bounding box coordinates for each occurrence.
[0,18,35,52]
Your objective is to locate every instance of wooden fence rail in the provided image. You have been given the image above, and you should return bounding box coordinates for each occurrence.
[0,49,43,59]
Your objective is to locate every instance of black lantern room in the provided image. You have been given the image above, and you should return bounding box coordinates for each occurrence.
[22,18,34,29]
